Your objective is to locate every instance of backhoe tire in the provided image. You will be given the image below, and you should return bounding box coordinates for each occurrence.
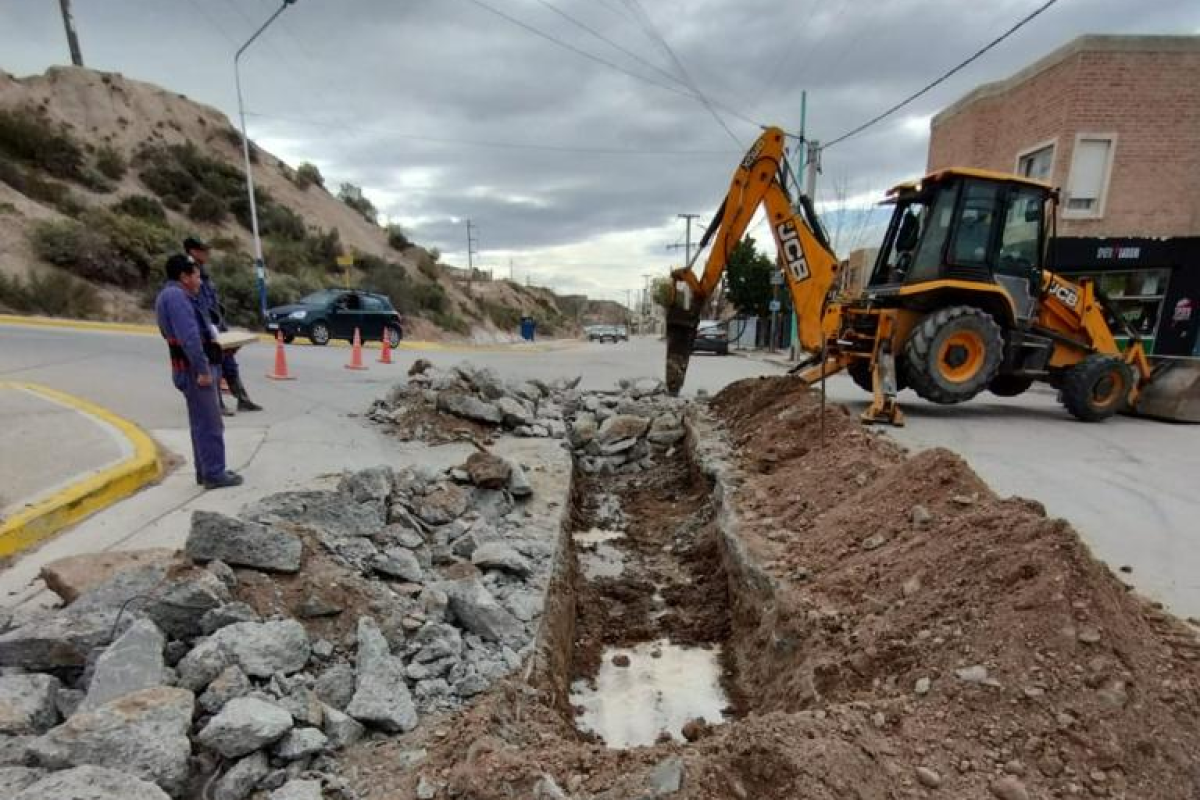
[989,374,1035,397]
[1060,355,1133,422]
[903,306,1004,405]
[847,361,873,393]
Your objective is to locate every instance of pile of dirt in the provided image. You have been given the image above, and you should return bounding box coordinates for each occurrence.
[711,374,1200,799]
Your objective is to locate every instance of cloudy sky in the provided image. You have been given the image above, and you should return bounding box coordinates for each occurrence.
[2,0,1196,303]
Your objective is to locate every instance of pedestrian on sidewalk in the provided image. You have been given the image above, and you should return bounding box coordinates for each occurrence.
[155,254,243,490]
[184,236,263,415]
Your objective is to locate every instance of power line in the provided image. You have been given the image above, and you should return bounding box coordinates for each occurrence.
[620,0,742,146]
[823,0,1060,150]
[530,0,686,92]
[460,0,715,103]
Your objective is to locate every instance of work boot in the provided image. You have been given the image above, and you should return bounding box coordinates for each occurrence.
[204,471,244,490]
[230,376,262,412]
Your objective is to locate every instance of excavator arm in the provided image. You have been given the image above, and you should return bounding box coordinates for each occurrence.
[665,127,841,393]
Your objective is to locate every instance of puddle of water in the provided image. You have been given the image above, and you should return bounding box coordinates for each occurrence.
[579,542,625,580]
[573,527,625,547]
[571,639,728,748]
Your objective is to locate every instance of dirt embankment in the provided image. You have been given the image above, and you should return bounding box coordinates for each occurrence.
[338,375,1200,800]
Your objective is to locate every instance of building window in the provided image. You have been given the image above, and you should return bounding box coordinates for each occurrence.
[1064,135,1116,217]
[1016,143,1054,181]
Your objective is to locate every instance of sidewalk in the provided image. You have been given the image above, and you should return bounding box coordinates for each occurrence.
[729,347,796,369]
[0,382,160,557]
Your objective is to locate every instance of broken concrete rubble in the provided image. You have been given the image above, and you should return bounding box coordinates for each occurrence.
[187,511,302,573]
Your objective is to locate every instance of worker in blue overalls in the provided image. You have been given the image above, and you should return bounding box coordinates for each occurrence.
[155,254,243,490]
[184,237,263,416]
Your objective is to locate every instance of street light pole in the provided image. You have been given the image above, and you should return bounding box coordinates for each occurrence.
[235,0,296,321]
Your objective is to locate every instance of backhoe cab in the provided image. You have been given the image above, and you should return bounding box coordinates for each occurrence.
[665,126,1200,424]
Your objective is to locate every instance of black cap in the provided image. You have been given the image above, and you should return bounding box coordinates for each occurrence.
[165,253,197,281]
[183,236,210,252]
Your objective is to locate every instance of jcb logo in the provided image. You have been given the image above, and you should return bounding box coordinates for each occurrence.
[1048,279,1079,309]
[777,221,810,282]
[740,139,765,170]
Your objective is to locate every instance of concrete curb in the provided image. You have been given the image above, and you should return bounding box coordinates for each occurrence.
[0,314,570,354]
[0,382,162,559]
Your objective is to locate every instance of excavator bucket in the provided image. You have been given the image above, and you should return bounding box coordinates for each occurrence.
[665,306,701,395]
[1132,357,1200,422]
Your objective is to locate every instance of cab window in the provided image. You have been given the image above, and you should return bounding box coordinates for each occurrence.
[997,188,1043,277]
[905,184,958,283]
[950,181,1001,267]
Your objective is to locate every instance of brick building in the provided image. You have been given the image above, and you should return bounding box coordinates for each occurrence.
[928,34,1200,355]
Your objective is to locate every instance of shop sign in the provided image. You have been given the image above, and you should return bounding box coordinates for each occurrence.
[1096,244,1141,260]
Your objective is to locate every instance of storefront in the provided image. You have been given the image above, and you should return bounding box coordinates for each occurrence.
[1050,237,1200,356]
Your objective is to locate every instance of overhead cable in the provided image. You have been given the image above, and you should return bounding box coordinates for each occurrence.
[822,0,1060,150]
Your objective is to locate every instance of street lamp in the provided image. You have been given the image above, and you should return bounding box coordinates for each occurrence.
[234,0,297,321]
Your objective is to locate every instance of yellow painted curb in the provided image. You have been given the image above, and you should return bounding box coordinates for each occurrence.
[0,313,158,336]
[0,382,162,559]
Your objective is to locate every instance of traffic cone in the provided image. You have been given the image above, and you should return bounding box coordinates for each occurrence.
[378,331,393,364]
[345,327,368,371]
[266,330,295,380]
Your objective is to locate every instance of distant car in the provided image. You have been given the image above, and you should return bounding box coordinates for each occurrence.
[613,325,629,341]
[266,289,404,347]
[588,325,620,343]
[692,320,729,355]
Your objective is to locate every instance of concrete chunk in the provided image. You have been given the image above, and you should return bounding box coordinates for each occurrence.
[346,617,418,732]
[187,511,302,573]
[197,696,293,758]
[0,673,60,734]
[28,686,193,796]
[80,619,165,712]
[13,765,171,800]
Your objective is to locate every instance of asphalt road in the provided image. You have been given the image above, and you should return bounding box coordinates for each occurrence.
[2,322,1199,619]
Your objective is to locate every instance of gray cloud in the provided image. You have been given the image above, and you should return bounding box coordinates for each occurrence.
[2,0,1195,297]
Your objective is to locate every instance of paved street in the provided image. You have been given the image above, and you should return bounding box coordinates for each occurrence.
[2,322,1199,618]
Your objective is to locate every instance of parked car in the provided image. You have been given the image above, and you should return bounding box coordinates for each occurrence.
[613,325,629,341]
[692,319,729,355]
[266,289,404,347]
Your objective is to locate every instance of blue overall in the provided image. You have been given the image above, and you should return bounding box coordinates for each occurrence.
[155,281,226,481]
[196,268,240,381]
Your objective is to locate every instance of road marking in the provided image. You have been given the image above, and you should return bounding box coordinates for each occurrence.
[0,382,162,558]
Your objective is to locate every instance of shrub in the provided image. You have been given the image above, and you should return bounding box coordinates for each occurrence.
[257,202,306,240]
[0,158,80,215]
[427,247,441,263]
[188,190,227,223]
[0,106,85,181]
[0,270,102,319]
[417,254,439,280]
[386,224,411,251]
[337,183,377,224]
[0,201,16,215]
[207,253,323,328]
[358,258,410,312]
[294,162,324,190]
[95,145,127,180]
[431,310,469,335]
[112,194,167,223]
[477,297,522,331]
[29,209,175,289]
[410,281,448,314]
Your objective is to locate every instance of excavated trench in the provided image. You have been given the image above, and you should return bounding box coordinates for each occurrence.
[559,452,744,748]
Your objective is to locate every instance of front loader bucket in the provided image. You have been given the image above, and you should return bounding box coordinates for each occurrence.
[665,306,701,395]
[1132,357,1200,423]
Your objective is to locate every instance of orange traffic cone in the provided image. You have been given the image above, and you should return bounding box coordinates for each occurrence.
[266,330,295,380]
[345,327,367,371]
[378,332,393,364]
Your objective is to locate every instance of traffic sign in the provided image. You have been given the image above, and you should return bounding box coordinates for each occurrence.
[770,270,784,285]
[768,299,781,313]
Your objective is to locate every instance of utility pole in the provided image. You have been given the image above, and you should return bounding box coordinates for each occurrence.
[236,0,297,320]
[677,213,701,265]
[805,139,821,203]
[465,219,478,294]
[58,0,84,66]
[641,273,653,336]
[508,257,514,282]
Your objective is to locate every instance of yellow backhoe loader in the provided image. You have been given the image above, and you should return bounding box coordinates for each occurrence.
[666,126,1200,425]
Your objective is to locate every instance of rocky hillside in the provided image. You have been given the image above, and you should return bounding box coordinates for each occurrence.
[0,66,609,340]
